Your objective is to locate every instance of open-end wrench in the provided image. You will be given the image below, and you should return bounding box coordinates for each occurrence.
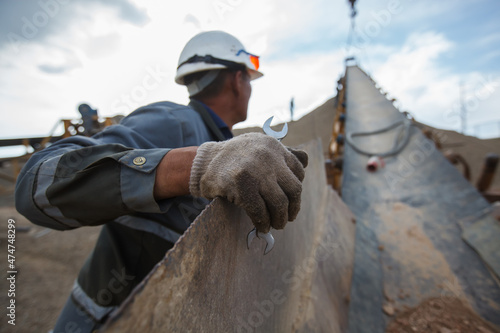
[247,116,288,255]
[263,116,288,141]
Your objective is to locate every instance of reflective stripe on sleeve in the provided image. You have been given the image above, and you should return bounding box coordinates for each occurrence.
[114,215,182,244]
[33,154,82,228]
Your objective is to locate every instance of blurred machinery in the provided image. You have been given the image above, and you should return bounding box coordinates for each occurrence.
[0,104,123,182]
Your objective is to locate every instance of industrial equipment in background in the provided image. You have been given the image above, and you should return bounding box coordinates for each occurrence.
[0,103,123,183]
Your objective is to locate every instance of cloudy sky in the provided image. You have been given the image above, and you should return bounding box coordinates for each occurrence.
[1,0,499,156]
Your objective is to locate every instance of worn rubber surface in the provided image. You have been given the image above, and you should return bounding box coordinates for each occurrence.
[100,140,356,333]
[342,66,500,333]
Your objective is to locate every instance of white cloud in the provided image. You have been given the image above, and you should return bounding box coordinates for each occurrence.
[0,0,348,140]
[366,31,500,137]
[1,0,500,159]
[371,32,458,126]
[239,49,345,128]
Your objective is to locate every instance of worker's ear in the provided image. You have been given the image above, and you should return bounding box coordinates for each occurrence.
[230,70,245,97]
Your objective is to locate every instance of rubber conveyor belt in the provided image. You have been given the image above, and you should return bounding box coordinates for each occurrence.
[342,66,500,332]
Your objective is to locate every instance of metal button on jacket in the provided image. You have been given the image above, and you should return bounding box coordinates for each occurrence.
[133,157,147,166]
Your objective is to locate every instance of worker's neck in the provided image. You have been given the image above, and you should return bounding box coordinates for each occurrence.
[200,98,238,130]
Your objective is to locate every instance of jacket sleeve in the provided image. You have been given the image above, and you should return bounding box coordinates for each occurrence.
[14,105,192,230]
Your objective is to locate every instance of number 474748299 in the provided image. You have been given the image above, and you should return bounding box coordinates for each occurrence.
[7,219,16,270]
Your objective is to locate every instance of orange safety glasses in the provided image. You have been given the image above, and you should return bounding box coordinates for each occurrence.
[236,49,260,70]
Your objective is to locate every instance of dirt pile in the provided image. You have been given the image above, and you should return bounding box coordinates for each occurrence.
[386,297,500,333]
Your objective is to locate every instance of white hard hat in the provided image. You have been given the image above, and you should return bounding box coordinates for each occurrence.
[175,31,263,95]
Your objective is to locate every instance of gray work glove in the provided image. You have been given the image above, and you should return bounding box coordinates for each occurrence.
[190,133,308,233]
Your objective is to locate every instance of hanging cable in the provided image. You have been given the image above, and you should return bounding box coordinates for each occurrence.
[344,0,376,75]
[345,117,415,172]
[345,0,357,56]
[345,118,413,158]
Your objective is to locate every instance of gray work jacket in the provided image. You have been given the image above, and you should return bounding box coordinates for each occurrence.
[15,99,226,322]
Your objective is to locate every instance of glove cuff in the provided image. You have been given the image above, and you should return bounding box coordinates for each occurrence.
[189,141,220,197]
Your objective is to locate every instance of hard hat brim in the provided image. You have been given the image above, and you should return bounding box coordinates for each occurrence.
[175,63,263,85]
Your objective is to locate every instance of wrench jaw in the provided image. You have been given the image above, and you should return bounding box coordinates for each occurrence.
[246,228,275,255]
[263,116,288,141]
[247,228,257,250]
[260,232,275,255]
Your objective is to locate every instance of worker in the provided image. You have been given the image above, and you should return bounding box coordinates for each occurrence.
[15,31,308,332]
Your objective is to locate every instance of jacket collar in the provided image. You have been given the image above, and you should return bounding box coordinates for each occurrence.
[188,99,227,142]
